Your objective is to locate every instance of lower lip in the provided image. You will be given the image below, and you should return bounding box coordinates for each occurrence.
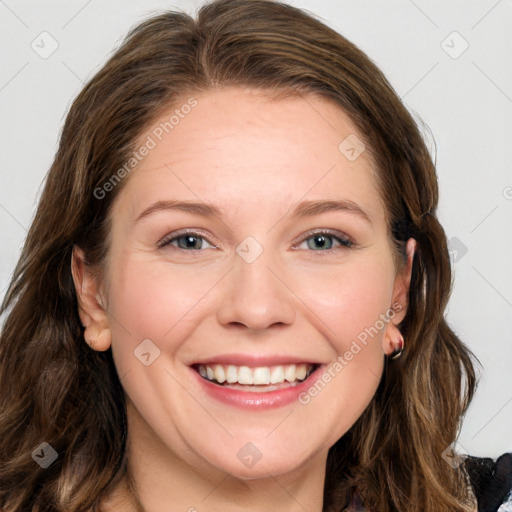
[190,365,325,410]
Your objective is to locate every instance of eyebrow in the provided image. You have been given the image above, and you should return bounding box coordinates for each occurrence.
[135,199,372,224]
[293,199,372,224]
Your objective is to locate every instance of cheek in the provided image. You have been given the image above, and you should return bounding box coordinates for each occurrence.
[104,256,225,416]
[106,256,222,359]
[291,258,393,443]
[294,253,395,353]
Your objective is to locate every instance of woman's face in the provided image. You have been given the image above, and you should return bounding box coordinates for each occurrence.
[81,87,413,481]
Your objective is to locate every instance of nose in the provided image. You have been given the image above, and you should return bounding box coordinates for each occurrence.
[216,245,296,332]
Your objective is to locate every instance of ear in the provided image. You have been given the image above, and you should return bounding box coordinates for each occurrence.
[71,245,112,351]
[383,238,416,356]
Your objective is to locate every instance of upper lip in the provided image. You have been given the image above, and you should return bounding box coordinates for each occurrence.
[190,354,324,367]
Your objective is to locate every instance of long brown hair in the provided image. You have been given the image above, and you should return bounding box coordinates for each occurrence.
[0,1,479,510]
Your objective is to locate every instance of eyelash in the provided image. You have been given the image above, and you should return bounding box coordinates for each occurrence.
[157,229,354,253]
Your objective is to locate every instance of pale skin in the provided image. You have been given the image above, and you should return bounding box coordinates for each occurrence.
[72,87,417,512]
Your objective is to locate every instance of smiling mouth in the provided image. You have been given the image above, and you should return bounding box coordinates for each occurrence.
[192,362,319,390]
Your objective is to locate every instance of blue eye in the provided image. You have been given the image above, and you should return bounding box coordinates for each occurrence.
[297,231,354,251]
[158,231,215,251]
[158,230,354,252]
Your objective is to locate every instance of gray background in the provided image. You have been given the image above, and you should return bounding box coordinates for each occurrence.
[0,0,511,457]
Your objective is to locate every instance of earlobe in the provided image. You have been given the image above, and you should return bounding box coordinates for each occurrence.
[382,321,405,358]
[71,246,112,351]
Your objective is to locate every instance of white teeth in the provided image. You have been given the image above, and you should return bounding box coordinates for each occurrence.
[226,365,238,384]
[284,364,296,383]
[238,366,253,385]
[197,362,315,386]
[253,367,271,385]
[213,364,226,384]
[270,366,285,384]
[295,365,307,380]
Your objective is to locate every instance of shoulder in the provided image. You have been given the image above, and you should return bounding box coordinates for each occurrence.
[463,452,512,512]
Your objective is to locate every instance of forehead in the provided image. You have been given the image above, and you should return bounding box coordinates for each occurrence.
[114,87,386,227]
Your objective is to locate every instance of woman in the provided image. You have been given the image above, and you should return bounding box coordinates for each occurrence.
[0,0,510,510]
